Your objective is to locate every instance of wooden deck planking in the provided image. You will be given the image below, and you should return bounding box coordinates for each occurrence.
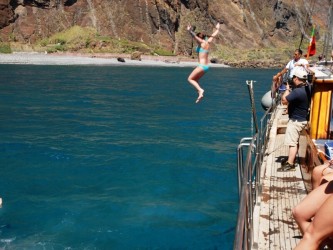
[253,106,308,249]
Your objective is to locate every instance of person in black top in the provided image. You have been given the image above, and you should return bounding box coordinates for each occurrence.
[278,67,311,171]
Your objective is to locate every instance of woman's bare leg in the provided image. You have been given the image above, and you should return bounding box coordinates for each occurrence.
[292,181,333,233]
[295,194,333,250]
[188,67,205,103]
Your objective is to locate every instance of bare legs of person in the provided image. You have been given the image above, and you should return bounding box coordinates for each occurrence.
[188,67,205,103]
[294,193,333,250]
[292,181,333,234]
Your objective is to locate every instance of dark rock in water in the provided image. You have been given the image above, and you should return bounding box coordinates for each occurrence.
[210,58,219,64]
[117,57,125,63]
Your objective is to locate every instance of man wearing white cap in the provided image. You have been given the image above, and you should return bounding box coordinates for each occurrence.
[279,67,311,171]
[272,49,309,96]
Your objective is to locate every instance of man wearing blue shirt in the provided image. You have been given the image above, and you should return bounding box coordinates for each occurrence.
[279,67,311,171]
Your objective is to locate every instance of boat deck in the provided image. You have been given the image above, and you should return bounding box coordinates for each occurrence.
[253,105,308,249]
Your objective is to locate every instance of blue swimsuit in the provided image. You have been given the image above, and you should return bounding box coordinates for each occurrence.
[198,64,210,72]
[196,46,210,72]
[196,46,209,54]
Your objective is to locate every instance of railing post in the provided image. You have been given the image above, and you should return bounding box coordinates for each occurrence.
[247,80,259,135]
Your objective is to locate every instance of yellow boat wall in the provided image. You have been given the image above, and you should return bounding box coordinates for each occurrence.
[310,79,333,139]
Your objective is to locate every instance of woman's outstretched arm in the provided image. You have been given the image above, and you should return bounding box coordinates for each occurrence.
[207,23,220,42]
[187,24,205,44]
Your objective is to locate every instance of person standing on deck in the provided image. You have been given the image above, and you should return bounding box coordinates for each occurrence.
[272,49,309,97]
[187,22,220,103]
[278,67,311,171]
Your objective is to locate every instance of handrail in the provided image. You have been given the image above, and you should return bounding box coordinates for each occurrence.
[234,135,257,250]
[233,81,275,250]
[237,137,255,193]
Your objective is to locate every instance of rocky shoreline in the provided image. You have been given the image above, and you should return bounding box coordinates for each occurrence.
[0,52,225,68]
[0,52,284,68]
[226,60,285,69]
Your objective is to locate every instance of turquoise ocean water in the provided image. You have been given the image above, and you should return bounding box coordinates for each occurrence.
[0,65,275,249]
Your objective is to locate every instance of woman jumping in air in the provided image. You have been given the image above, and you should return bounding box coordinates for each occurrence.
[187,22,220,103]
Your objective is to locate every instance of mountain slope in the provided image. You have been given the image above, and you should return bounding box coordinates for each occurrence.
[0,0,330,64]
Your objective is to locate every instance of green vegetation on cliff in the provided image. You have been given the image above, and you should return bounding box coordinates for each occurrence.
[37,26,174,56]
[5,26,323,68]
[0,42,12,53]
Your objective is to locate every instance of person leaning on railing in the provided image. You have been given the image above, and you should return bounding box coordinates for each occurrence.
[271,48,309,98]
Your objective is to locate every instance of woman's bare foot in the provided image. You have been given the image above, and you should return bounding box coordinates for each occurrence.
[196,89,204,103]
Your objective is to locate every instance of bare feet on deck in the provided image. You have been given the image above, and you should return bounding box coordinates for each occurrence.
[196,89,204,103]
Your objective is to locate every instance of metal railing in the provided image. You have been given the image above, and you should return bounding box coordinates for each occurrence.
[233,81,276,250]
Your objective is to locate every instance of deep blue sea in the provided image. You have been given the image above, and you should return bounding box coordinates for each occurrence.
[0,65,275,250]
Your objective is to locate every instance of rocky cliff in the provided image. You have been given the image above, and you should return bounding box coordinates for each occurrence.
[0,0,330,61]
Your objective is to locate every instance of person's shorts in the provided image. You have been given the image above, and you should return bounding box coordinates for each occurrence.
[284,119,307,147]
